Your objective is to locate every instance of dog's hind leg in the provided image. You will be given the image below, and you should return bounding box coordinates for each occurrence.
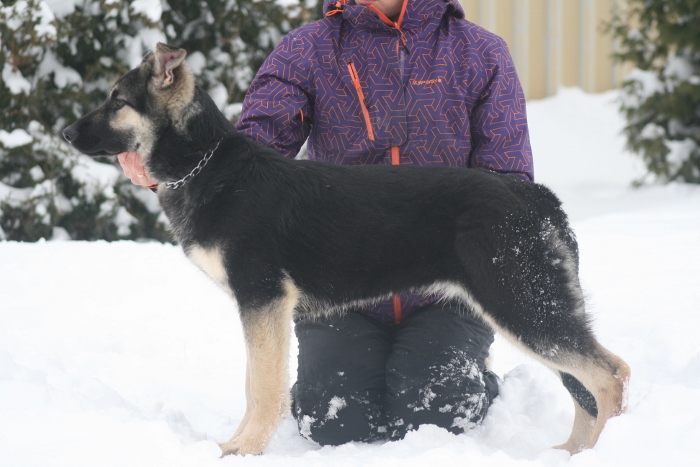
[485,314,630,453]
[549,370,601,451]
[548,371,597,452]
[549,346,630,453]
[477,293,630,454]
[458,214,631,453]
[219,279,298,456]
[557,395,597,453]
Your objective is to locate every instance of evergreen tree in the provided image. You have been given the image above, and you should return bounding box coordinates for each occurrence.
[0,0,318,242]
[609,0,700,184]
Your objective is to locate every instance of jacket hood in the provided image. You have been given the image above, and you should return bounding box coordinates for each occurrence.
[322,0,465,30]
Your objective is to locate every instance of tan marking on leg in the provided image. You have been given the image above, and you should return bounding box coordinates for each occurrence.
[232,363,253,440]
[554,399,597,454]
[220,278,299,456]
[551,346,631,453]
[187,245,231,296]
[476,310,630,453]
[581,348,631,449]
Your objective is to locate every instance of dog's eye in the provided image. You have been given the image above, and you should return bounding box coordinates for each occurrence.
[113,99,128,110]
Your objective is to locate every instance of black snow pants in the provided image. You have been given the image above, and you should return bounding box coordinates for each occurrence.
[291,302,500,446]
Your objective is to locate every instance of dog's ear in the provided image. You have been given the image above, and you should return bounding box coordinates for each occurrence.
[152,42,187,88]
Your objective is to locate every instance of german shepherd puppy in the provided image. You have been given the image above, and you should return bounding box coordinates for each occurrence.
[64,43,630,456]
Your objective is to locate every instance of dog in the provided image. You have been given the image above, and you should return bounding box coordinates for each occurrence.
[63,43,630,456]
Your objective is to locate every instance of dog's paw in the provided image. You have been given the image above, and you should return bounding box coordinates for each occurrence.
[553,440,586,455]
[218,434,265,457]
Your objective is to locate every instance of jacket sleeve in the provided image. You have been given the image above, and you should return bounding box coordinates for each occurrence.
[469,37,534,182]
[235,31,312,159]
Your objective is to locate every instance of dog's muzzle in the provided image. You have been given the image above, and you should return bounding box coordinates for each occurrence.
[62,124,100,153]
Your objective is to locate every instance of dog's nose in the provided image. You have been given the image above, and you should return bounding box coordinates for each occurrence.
[63,125,78,143]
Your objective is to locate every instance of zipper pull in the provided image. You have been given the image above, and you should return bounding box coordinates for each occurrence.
[396,24,411,55]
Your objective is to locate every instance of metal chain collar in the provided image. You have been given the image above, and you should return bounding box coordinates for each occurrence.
[165,138,223,190]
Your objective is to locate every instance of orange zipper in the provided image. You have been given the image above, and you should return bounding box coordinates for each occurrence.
[391,146,400,165]
[368,2,410,55]
[393,295,402,324]
[391,144,401,323]
[368,1,407,27]
[347,61,375,141]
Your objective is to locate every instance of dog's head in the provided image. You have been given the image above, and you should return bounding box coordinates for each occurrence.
[63,43,195,160]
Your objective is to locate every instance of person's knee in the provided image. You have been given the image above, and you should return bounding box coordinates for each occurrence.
[385,350,494,440]
[382,303,499,439]
[385,383,491,440]
[291,382,386,446]
[292,313,391,445]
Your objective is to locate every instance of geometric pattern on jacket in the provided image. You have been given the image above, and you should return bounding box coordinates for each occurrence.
[237,0,534,324]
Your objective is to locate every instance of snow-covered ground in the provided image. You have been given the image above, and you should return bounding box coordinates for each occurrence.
[1,89,699,466]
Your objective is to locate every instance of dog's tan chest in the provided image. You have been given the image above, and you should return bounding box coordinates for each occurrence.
[187,245,231,294]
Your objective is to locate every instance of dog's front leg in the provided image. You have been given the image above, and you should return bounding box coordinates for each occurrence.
[230,361,253,440]
[219,297,294,456]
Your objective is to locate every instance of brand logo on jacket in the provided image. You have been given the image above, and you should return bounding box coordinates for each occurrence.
[410,77,444,87]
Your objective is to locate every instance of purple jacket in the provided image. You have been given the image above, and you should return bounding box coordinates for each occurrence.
[237,0,533,324]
